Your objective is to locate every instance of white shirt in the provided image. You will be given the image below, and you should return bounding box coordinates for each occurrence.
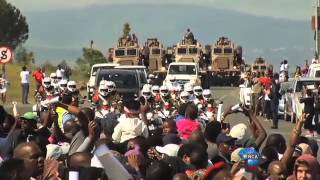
[20,71,30,83]
[112,116,148,143]
[56,69,65,78]
[280,64,285,72]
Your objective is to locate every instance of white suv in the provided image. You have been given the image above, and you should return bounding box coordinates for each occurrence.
[163,62,201,89]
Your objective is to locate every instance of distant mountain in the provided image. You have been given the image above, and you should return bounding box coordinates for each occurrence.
[24,4,314,69]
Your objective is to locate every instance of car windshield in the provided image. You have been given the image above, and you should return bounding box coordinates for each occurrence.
[213,48,222,54]
[127,49,137,56]
[296,80,319,92]
[168,65,196,75]
[224,48,233,54]
[97,71,138,89]
[115,49,125,57]
[189,48,198,54]
[177,48,187,54]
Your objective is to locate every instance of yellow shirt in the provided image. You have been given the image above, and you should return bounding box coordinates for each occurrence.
[56,107,69,129]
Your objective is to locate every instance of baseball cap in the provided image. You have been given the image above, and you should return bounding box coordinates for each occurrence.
[155,144,180,157]
[216,133,237,145]
[229,123,248,140]
[20,112,38,122]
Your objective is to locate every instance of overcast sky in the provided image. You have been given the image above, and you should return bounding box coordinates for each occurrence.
[8,0,315,20]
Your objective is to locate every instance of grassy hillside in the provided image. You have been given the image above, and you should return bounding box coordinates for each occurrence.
[4,63,88,104]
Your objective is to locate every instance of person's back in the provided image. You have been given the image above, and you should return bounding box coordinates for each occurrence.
[56,67,65,79]
[177,104,201,140]
[20,66,30,104]
[112,99,148,143]
[112,116,148,143]
[20,67,30,84]
[33,69,44,83]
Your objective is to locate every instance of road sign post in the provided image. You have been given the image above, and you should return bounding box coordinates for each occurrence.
[0,46,14,79]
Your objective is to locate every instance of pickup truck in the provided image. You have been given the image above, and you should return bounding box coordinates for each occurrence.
[284,77,320,123]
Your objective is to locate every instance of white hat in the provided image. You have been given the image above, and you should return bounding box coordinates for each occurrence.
[155,144,180,157]
[229,123,247,140]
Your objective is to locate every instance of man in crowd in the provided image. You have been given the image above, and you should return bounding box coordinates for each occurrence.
[32,67,45,92]
[20,66,31,104]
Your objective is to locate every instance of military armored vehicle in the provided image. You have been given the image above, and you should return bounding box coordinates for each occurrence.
[251,57,273,75]
[174,30,202,63]
[143,38,165,72]
[112,34,140,65]
[207,37,244,86]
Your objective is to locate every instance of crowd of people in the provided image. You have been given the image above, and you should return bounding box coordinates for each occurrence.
[0,62,319,180]
[245,59,320,138]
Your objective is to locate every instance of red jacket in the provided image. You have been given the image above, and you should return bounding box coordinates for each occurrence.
[33,71,44,83]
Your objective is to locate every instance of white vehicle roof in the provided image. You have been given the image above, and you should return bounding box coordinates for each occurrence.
[308,63,320,69]
[294,77,320,81]
[92,63,119,68]
[169,62,197,66]
[115,65,146,69]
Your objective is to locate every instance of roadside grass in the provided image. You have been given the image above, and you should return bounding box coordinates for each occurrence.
[3,63,88,104]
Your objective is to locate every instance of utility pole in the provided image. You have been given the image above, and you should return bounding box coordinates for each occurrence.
[90,40,94,49]
[315,0,320,58]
